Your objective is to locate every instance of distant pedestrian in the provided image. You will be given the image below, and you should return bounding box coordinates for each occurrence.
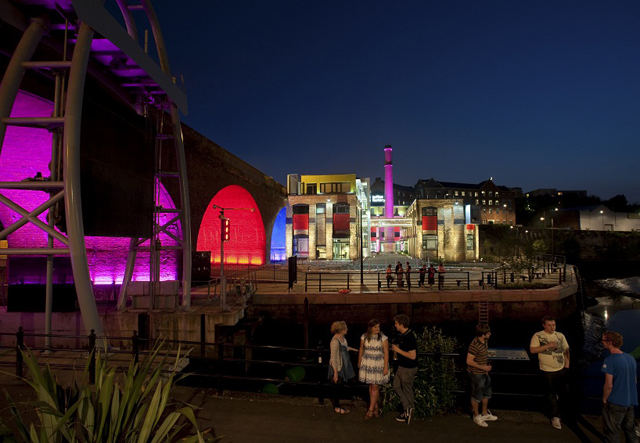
[601,331,638,443]
[395,261,401,275]
[428,264,436,289]
[397,264,404,288]
[358,319,390,419]
[328,321,357,414]
[437,262,446,290]
[530,316,570,430]
[467,324,498,427]
[405,262,412,290]
[418,265,426,288]
[386,264,393,289]
[391,314,418,425]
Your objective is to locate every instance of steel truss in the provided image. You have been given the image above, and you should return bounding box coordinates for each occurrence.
[0,0,191,343]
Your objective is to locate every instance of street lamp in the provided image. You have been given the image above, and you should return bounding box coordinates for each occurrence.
[600,210,605,231]
[211,204,255,311]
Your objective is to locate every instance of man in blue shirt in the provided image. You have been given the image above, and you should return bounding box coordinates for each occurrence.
[601,331,638,443]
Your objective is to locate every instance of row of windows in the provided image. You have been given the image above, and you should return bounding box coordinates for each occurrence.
[477,199,509,207]
[421,234,474,251]
[293,203,349,214]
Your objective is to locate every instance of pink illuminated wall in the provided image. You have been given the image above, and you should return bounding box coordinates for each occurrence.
[196,185,265,265]
[0,91,179,284]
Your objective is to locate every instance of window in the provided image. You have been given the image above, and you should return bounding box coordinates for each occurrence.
[454,191,459,197]
[306,183,317,194]
[475,192,478,197]
[320,182,350,193]
[489,209,493,214]
[467,234,474,250]
[489,191,493,197]
[423,235,437,250]
[488,200,492,205]
[476,199,479,205]
[461,191,466,197]
[482,200,486,205]
[334,204,349,214]
[495,192,499,198]
[292,204,309,214]
[422,207,437,216]
[316,203,325,214]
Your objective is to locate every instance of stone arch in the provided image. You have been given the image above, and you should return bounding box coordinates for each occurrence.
[196,185,265,265]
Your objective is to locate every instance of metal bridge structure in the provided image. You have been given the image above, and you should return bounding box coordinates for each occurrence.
[0,0,191,342]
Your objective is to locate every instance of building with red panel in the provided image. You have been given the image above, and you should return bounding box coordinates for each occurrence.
[285,174,370,260]
[415,178,517,225]
[405,199,480,262]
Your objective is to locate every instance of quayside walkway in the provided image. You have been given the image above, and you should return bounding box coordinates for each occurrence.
[0,371,606,442]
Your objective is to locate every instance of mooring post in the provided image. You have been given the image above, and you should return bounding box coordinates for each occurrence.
[317,340,325,405]
[16,326,24,378]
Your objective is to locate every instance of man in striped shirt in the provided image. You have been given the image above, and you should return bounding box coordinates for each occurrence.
[467,324,498,427]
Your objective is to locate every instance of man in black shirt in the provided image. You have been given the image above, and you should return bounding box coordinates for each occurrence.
[391,314,418,424]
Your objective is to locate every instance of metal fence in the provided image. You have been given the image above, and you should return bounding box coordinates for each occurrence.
[0,327,626,413]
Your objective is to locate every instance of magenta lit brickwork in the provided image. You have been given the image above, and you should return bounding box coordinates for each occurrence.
[0,91,179,284]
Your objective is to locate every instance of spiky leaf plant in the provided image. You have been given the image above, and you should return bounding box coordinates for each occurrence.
[1,343,219,442]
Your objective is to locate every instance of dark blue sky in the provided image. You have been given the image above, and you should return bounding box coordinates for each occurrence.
[153,1,640,203]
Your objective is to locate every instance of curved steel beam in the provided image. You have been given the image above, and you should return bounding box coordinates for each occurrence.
[64,21,103,337]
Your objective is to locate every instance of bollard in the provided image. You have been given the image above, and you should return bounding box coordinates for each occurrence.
[132,330,139,365]
[16,326,24,378]
[317,340,325,405]
[89,329,96,384]
[217,338,225,396]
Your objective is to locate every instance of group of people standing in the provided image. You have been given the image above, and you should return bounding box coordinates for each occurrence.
[467,316,638,442]
[328,315,418,424]
[386,262,445,290]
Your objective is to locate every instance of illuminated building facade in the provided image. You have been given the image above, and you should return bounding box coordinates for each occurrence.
[285,174,370,260]
[414,178,517,225]
[405,199,480,262]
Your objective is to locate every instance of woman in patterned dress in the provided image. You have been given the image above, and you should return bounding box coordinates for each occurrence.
[358,319,390,419]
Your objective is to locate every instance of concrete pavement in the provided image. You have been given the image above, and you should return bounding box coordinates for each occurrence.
[1,372,606,442]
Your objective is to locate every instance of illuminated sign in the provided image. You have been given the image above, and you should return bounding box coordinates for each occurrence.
[371,195,385,203]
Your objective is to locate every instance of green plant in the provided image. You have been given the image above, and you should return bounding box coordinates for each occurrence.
[1,344,218,442]
[381,327,458,418]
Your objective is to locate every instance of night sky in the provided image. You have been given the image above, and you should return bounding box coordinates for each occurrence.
[151,1,640,203]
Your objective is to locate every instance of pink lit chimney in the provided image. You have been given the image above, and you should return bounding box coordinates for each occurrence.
[383,145,394,252]
[384,145,394,218]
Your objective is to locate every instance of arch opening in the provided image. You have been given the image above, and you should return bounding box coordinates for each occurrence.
[197,185,265,265]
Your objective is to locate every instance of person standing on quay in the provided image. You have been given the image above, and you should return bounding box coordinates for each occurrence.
[397,264,404,289]
[601,331,638,443]
[391,314,418,425]
[327,321,356,414]
[467,324,498,427]
[428,264,436,290]
[418,264,426,288]
[358,319,390,419]
[437,262,446,290]
[530,316,570,430]
[386,264,394,289]
[405,262,412,291]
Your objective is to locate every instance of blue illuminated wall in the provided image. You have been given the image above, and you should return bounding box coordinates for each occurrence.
[270,207,286,262]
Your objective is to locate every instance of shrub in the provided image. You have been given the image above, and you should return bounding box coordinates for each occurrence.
[0,344,218,442]
[381,326,458,418]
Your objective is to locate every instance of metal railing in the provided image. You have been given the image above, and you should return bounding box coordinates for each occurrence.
[0,327,628,413]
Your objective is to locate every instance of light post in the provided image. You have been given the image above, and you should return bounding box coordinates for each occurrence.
[211,204,255,311]
[600,210,605,231]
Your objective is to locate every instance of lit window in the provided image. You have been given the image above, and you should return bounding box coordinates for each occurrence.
[482,200,486,205]
[496,192,499,198]
[475,192,478,197]
[488,200,493,205]
[455,191,459,197]
[461,191,465,197]
[482,191,485,196]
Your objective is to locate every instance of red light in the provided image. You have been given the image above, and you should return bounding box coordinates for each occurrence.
[222,218,230,241]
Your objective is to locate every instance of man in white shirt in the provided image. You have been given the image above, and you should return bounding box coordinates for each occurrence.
[530,316,570,430]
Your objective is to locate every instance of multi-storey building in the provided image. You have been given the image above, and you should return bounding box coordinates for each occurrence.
[414,178,517,225]
[285,174,370,260]
[404,199,480,262]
